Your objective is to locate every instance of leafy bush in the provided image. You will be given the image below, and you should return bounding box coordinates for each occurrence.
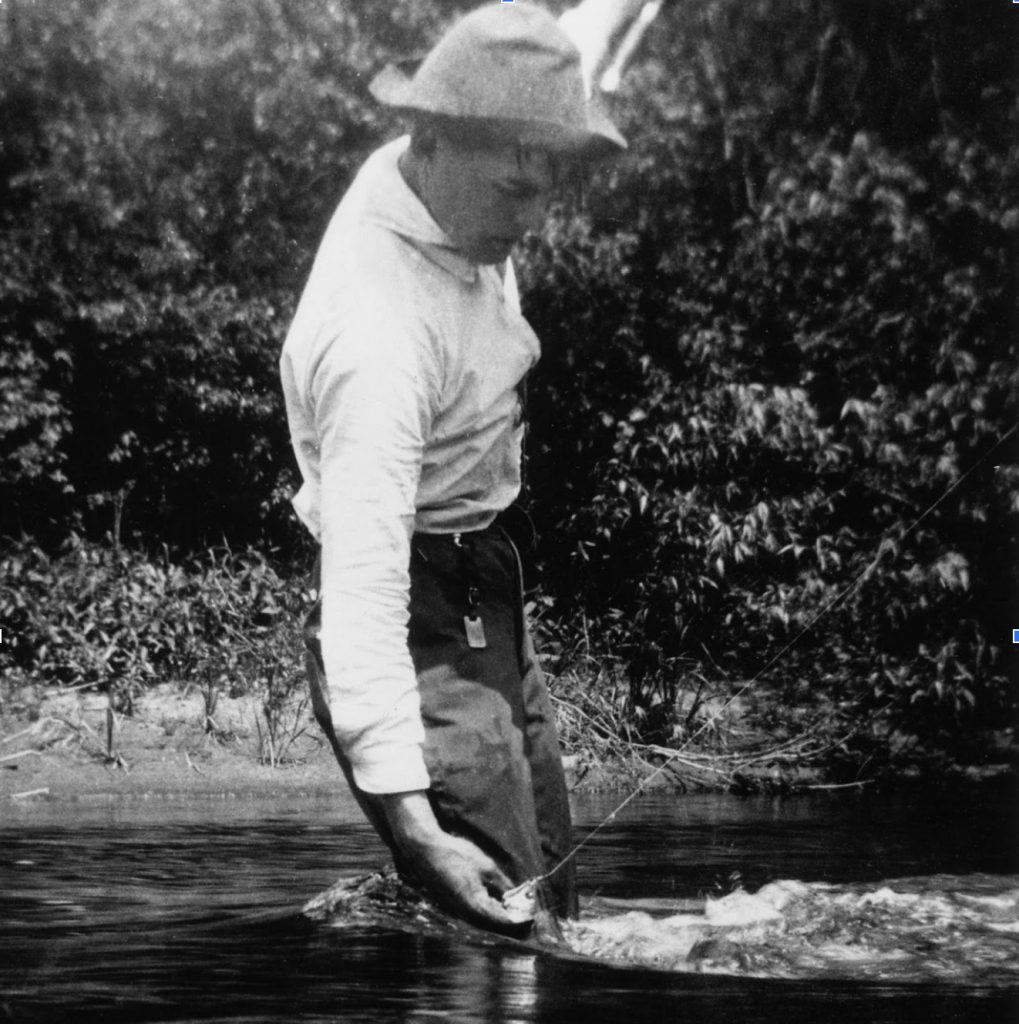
[0,0,468,547]
[1,0,1015,760]
[0,536,308,714]
[517,1,1017,749]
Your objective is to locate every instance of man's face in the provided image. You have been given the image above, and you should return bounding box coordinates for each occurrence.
[422,136,559,265]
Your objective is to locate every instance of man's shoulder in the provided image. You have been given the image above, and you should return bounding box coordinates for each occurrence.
[283,137,469,367]
[309,221,454,344]
[329,137,474,293]
[283,221,447,376]
[317,157,454,298]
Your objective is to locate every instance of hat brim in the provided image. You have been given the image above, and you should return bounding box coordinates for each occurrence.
[369,62,626,160]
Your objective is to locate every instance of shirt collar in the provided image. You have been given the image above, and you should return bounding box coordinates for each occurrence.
[360,136,479,284]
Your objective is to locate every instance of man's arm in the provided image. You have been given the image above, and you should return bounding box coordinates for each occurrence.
[381,792,521,930]
[311,320,430,793]
[309,316,520,929]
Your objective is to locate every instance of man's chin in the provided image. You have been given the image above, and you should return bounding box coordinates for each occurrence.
[472,239,516,265]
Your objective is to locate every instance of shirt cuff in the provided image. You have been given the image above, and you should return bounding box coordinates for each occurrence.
[349,745,431,794]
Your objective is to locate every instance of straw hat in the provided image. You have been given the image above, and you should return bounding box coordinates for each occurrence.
[369,3,626,158]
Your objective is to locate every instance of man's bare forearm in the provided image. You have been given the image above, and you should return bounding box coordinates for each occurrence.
[379,790,445,848]
[378,790,523,930]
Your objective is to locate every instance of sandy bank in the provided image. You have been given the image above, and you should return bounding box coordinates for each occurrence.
[0,683,349,805]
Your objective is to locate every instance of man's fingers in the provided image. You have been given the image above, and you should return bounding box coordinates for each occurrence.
[446,835,512,893]
[478,862,513,896]
[438,847,523,929]
[388,817,531,931]
[468,888,516,922]
[470,891,529,931]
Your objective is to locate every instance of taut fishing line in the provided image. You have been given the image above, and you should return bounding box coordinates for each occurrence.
[525,421,1019,891]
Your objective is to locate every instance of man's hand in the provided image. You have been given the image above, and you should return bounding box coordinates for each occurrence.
[380,791,524,932]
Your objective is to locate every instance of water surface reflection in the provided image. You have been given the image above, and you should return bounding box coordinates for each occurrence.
[1,789,1016,1023]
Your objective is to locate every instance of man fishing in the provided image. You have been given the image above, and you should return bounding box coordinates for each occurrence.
[280,2,625,934]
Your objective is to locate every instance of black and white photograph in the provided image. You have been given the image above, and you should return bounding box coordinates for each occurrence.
[1,0,1016,1021]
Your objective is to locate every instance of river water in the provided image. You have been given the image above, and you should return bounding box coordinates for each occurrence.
[2,788,1017,1023]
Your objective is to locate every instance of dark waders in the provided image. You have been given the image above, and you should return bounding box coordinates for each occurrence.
[304,523,577,920]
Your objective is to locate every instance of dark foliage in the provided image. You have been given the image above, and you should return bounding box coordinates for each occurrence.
[1,0,1015,756]
[518,0,1017,747]
[0,536,305,715]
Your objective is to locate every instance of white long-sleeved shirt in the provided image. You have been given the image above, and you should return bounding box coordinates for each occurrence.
[279,137,540,794]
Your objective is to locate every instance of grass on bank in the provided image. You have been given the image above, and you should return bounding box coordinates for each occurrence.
[0,536,312,769]
[0,536,1012,789]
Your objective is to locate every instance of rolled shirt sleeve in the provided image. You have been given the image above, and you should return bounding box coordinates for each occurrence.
[310,313,440,794]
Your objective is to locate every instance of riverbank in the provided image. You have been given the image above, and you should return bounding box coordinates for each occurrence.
[2,681,1014,805]
[0,682,340,804]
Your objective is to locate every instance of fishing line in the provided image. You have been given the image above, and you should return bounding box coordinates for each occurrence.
[529,421,1018,888]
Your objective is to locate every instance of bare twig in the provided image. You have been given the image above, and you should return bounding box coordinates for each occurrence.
[0,749,42,763]
[804,780,874,791]
[1,725,40,746]
[642,746,734,777]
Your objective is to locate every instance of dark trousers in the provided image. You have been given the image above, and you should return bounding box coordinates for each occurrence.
[304,524,577,918]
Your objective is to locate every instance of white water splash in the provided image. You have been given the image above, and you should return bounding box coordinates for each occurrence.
[565,874,1019,984]
[306,870,1019,984]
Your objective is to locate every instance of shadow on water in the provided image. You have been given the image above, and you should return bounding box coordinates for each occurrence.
[1,788,1017,1023]
[8,912,1017,1024]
